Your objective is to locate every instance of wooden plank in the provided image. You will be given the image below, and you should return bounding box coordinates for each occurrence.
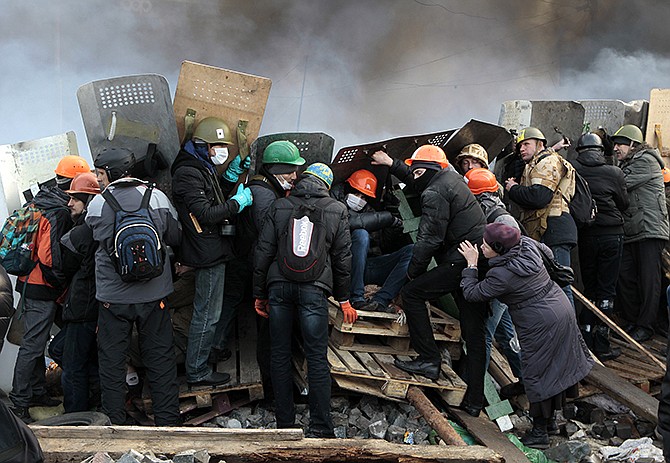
[335,349,369,375]
[327,345,348,372]
[585,363,659,424]
[372,353,412,381]
[352,351,387,378]
[237,305,261,385]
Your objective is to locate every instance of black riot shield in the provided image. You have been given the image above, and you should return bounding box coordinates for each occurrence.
[248,132,335,176]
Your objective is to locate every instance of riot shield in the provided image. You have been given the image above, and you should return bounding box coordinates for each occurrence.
[442,119,514,168]
[645,89,670,156]
[248,132,334,176]
[77,74,180,195]
[0,132,80,214]
[173,61,272,173]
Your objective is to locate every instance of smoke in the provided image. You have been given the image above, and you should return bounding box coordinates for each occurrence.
[2,0,670,159]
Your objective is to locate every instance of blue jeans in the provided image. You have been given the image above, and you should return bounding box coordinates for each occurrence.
[186,262,226,382]
[61,321,99,412]
[350,229,413,306]
[551,244,574,308]
[485,299,523,379]
[269,282,332,435]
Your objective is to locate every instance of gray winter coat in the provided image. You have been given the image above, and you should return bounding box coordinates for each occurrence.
[460,236,593,403]
[618,145,669,243]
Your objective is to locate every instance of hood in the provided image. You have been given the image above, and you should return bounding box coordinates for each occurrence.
[575,149,606,167]
[621,143,664,168]
[478,192,506,214]
[489,236,543,277]
[33,184,69,210]
[291,175,331,199]
[170,142,214,175]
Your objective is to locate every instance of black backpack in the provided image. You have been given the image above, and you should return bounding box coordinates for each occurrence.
[277,196,332,283]
[569,171,597,228]
[102,183,165,282]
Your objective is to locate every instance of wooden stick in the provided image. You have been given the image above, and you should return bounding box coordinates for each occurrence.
[406,385,467,446]
[572,286,666,370]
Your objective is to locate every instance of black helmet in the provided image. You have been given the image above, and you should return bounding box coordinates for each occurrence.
[576,133,604,152]
[94,147,136,182]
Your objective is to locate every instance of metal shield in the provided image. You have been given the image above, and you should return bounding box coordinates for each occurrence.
[248,132,335,176]
[443,119,514,167]
[0,131,79,213]
[77,74,180,195]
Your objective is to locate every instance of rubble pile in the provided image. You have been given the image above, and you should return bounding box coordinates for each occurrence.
[80,448,212,463]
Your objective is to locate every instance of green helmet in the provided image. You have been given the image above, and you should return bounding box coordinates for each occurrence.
[262,141,306,165]
[516,127,547,147]
[192,117,234,145]
[303,162,333,190]
[612,124,644,145]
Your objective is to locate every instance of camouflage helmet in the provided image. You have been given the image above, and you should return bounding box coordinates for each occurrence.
[611,124,644,145]
[516,127,547,147]
[456,143,489,168]
[193,117,234,145]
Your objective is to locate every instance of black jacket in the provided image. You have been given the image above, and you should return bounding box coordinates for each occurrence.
[389,160,486,278]
[571,149,629,235]
[330,183,395,232]
[171,149,239,268]
[60,217,98,322]
[253,175,352,300]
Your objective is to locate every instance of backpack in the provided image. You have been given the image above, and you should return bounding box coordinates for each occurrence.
[277,196,332,282]
[544,152,597,228]
[0,204,43,276]
[102,183,165,282]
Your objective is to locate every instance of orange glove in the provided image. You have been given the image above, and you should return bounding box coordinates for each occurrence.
[254,299,269,318]
[339,300,358,324]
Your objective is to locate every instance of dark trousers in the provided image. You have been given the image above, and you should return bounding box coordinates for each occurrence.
[61,321,99,413]
[578,233,624,302]
[97,300,179,425]
[268,282,332,435]
[400,260,488,409]
[617,239,665,330]
[657,299,670,462]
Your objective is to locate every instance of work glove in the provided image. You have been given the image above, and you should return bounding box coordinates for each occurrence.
[339,300,358,324]
[230,184,253,212]
[254,299,269,318]
[391,216,403,228]
[222,154,251,183]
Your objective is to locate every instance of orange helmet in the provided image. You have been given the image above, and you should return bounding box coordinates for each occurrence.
[55,155,91,179]
[663,167,670,184]
[464,168,499,195]
[65,172,101,195]
[404,145,449,169]
[346,169,377,199]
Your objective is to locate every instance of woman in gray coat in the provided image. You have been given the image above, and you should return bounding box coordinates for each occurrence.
[458,223,593,448]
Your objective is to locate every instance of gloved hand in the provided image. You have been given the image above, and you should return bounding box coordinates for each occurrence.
[223,154,251,182]
[230,184,253,212]
[391,216,403,228]
[339,300,358,324]
[254,299,269,318]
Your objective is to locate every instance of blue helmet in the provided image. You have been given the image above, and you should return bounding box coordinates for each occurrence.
[303,162,333,190]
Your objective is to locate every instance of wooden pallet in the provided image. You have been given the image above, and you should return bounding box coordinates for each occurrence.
[326,344,467,406]
[605,335,666,391]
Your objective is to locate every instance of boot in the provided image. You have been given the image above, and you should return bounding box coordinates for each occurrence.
[593,300,621,361]
[580,324,594,350]
[521,417,549,449]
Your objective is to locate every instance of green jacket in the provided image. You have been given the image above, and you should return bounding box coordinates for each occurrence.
[619,144,669,243]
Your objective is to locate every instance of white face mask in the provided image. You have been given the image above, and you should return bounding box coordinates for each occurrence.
[345,193,367,212]
[211,146,229,165]
[274,174,293,191]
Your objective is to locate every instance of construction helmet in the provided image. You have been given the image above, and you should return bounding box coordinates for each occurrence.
[611,124,644,145]
[346,169,377,199]
[303,162,334,190]
[55,155,91,179]
[663,167,670,184]
[404,145,449,168]
[94,147,136,182]
[576,133,604,152]
[464,168,499,195]
[192,117,234,145]
[456,143,489,168]
[65,172,101,195]
[516,127,547,147]
[262,141,306,165]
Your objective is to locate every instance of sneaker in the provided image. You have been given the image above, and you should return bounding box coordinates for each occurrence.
[29,394,62,407]
[630,326,654,343]
[10,405,33,424]
[520,426,549,449]
[360,300,397,314]
[187,371,231,388]
[595,347,621,362]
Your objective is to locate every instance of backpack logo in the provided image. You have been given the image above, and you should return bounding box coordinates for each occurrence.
[292,216,314,258]
[0,205,42,276]
[102,184,165,282]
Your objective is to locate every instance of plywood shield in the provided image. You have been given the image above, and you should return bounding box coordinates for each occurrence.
[77,74,180,195]
[646,89,670,156]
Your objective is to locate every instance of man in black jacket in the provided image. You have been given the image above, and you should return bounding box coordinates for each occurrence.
[253,163,354,437]
[59,172,102,412]
[170,116,252,387]
[571,133,629,360]
[371,146,488,417]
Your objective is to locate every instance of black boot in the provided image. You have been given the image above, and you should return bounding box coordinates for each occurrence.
[521,417,549,449]
[593,300,621,360]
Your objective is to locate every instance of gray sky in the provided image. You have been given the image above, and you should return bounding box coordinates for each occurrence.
[2,0,670,161]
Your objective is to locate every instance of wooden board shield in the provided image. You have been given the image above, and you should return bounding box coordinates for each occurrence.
[172,60,272,172]
[646,89,670,158]
[0,131,80,213]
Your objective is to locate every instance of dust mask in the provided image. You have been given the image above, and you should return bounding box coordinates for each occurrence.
[345,193,367,212]
[211,146,229,166]
[275,174,293,191]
